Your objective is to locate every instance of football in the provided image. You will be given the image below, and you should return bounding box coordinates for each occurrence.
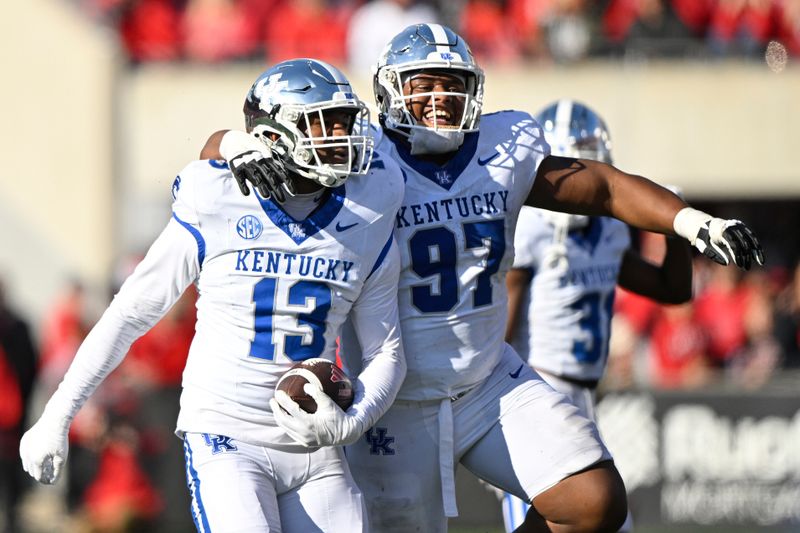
[275,358,354,413]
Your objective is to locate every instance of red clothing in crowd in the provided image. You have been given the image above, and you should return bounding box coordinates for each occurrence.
[125,287,196,387]
[182,0,260,62]
[460,0,521,63]
[0,346,22,430]
[614,287,662,336]
[775,0,800,55]
[119,0,182,62]
[650,305,708,388]
[264,0,349,65]
[694,277,752,364]
[83,439,163,529]
[671,0,715,35]
[708,0,776,44]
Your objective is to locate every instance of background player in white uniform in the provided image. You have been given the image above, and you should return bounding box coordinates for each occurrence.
[211,25,763,533]
[500,100,693,532]
[19,59,407,533]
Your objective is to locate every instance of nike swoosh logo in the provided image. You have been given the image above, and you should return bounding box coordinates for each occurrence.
[335,221,359,232]
[509,364,523,379]
[477,152,500,166]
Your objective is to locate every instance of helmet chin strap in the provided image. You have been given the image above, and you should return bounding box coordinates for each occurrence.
[408,127,465,155]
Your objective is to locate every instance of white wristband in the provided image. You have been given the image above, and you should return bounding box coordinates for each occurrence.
[673,207,712,245]
[219,130,263,162]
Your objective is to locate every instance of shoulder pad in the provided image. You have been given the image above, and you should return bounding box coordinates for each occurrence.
[172,160,233,220]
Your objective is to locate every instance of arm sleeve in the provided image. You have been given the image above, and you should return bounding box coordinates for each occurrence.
[512,208,541,270]
[40,219,200,426]
[345,238,405,434]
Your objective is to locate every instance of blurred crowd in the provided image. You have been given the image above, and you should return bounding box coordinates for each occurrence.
[0,265,197,532]
[605,231,800,393]
[72,0,800,66]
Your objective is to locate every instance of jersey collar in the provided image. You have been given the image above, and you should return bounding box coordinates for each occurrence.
[388,131,479,191]
[256,184,346,244]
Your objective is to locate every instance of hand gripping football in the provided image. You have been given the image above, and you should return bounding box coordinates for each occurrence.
[275,358,354,413]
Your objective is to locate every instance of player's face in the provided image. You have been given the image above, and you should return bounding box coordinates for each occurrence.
[402,71,467,129]
[301,108,357,164]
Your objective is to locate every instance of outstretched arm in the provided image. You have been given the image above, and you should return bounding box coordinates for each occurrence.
[528,156,763,270]
[528,157,685,233]
[20,220,198,484]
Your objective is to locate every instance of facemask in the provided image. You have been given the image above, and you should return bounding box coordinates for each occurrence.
[408,128,465,155]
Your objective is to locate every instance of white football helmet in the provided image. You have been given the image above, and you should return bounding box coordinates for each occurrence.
[535,99,613,163]
[374,24,484,153]
[244,59,374,188]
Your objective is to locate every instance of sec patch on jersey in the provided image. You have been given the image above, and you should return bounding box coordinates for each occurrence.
[276,358,354,413]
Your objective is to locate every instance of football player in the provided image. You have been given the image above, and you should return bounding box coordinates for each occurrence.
[500,99,693,532]
[19,59,407,533]
[209,24,763,533]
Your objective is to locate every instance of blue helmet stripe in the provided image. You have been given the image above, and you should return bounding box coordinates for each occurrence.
[427,23,452,53]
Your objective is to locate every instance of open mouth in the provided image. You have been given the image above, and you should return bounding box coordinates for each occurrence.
[422,108,458,128]
[317,146,349,165]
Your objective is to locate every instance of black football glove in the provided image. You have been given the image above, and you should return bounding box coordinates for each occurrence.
[694,218,764,270]
[219,130,295,202]
[674,208,764,270]
[229,149,294,202]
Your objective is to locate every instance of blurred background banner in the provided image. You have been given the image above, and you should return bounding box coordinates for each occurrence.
[597,389,800,530]
[2,0,800,531]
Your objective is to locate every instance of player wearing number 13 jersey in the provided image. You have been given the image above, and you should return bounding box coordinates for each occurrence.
[19,59,406,533]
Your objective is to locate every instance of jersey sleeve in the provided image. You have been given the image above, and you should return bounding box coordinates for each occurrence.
[343,236,406,434]
[171,165,201,225]
[512,207,544,270]
[41,218,200,425]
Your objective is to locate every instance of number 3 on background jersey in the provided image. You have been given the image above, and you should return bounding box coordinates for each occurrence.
[410,220,505,313]
[569,292,615,364]
[249,277,332,361]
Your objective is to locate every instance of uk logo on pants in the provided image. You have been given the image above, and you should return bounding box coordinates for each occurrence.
[365,427,395,455]
[203,434,238,454]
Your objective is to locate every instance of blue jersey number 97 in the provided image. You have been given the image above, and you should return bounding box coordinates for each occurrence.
[409,219,505,313]
[249,277,332,361]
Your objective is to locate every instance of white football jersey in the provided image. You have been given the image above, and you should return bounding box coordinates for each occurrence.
[510,207,631,382]
[374,111,550,400]
[109,157,404,450]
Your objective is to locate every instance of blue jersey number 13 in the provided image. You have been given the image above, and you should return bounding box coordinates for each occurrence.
[249,277,332,361]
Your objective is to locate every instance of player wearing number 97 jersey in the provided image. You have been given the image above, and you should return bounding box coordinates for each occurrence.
[19,59,406,533]
[334,24,761,533]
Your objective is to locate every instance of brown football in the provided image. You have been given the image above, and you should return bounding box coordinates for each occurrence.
[275,358,354,413]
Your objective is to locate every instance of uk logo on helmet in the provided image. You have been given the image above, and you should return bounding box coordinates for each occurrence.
[237,215,263,240]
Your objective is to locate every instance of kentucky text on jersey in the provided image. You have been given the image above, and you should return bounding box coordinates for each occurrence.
[235,249,355,281]
[395,189,510,228]
[565,263,621,288]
